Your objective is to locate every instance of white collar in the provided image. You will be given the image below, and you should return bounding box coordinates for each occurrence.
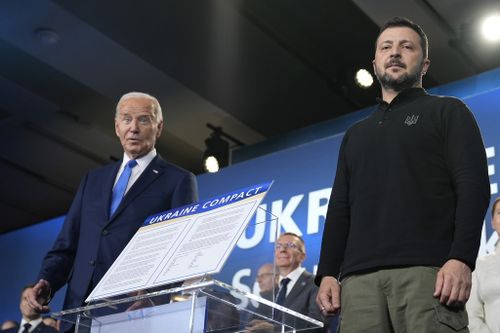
[19,317,42,331]
[280,266,305,283]
[122,148,157,170]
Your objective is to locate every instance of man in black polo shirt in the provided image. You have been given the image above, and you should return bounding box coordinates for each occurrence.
[315,17,490,332]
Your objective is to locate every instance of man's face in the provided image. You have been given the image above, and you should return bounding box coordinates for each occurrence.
[115,97,163,159]
[275,234,305,271]
[492,202,500,235]
[373,26,430,92]
[20,288,39,320]
[256,264,276,293]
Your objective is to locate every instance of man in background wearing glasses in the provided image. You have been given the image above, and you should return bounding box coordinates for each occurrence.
[274,232,322,323]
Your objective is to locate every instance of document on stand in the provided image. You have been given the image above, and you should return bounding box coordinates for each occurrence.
[86,182,272,302]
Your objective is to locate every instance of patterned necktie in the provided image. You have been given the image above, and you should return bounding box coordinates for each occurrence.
[110,160,138,216]
[275,277,291,306]
[22,323,31,333]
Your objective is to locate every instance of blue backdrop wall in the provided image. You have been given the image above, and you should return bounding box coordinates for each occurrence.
[1,67,500,321]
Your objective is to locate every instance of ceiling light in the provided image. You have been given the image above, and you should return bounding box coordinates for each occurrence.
[202,127,229,173]
[204,156,220,173]
[354,69,373,88]
[481,14,500,42]
[202,123,244,173]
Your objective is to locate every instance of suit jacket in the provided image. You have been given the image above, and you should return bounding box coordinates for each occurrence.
[284,270,321,319]
[282,270,323,331]
[2,322,58,333]
[37,155,198,312]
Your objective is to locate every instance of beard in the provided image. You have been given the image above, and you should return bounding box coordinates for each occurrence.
[375,60,424,92]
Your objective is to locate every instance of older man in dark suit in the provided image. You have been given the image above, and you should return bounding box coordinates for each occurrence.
[25,92,198,331]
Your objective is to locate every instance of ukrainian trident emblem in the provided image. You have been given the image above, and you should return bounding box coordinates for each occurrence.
[404,114,419,126]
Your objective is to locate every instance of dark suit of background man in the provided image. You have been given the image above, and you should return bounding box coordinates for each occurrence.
[315,17,490,333]
[25,92,198,328]
[246,233,323,332]
[2,285,58,333]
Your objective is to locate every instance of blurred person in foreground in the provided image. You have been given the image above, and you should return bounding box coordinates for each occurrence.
[2,285,57,333]
[0,320,19,331]
[467,197,500,333]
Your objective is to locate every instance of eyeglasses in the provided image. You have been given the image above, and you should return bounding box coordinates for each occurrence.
[275,242,301,252]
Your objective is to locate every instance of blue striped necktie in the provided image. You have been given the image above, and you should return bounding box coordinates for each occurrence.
[110,160,137,216]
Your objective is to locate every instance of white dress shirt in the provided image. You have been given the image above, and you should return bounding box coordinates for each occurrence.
[18,317,42,333]
[279,266,305,297]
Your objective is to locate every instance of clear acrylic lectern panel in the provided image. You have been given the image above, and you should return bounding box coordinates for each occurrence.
[52,280,323,332]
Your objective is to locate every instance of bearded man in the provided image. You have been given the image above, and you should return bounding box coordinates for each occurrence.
[315,17,490,333]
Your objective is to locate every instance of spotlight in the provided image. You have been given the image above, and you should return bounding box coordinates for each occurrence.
[204,156,220,173]
[354,69,373,88]
[203,127,229,173]
[202,123,244,173]
[481,14,500,42]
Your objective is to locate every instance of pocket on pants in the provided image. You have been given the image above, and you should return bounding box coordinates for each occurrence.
[434,304,468,331]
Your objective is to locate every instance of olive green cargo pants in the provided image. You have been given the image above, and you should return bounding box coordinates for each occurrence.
[337,266,469,333]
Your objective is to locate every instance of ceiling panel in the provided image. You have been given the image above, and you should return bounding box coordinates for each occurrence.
[0,0,499,232]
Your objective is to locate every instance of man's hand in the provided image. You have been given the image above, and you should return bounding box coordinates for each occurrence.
[316,276,341,316]
[26,279,51,313]
[433,259,471,306]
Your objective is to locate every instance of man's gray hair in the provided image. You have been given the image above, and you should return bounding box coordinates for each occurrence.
[115,92,163,123]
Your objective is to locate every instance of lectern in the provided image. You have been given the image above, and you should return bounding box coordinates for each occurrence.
[51,185,323,332]
[52,279,323,332]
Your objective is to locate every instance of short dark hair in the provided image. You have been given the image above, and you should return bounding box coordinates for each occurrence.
[492,197,500,218]
[376,17,429,58]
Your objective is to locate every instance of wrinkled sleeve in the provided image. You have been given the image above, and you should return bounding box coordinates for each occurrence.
[315,133,351,285]
[467,270,492,333]
[37,174,88,296]
[443,99,490,270]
